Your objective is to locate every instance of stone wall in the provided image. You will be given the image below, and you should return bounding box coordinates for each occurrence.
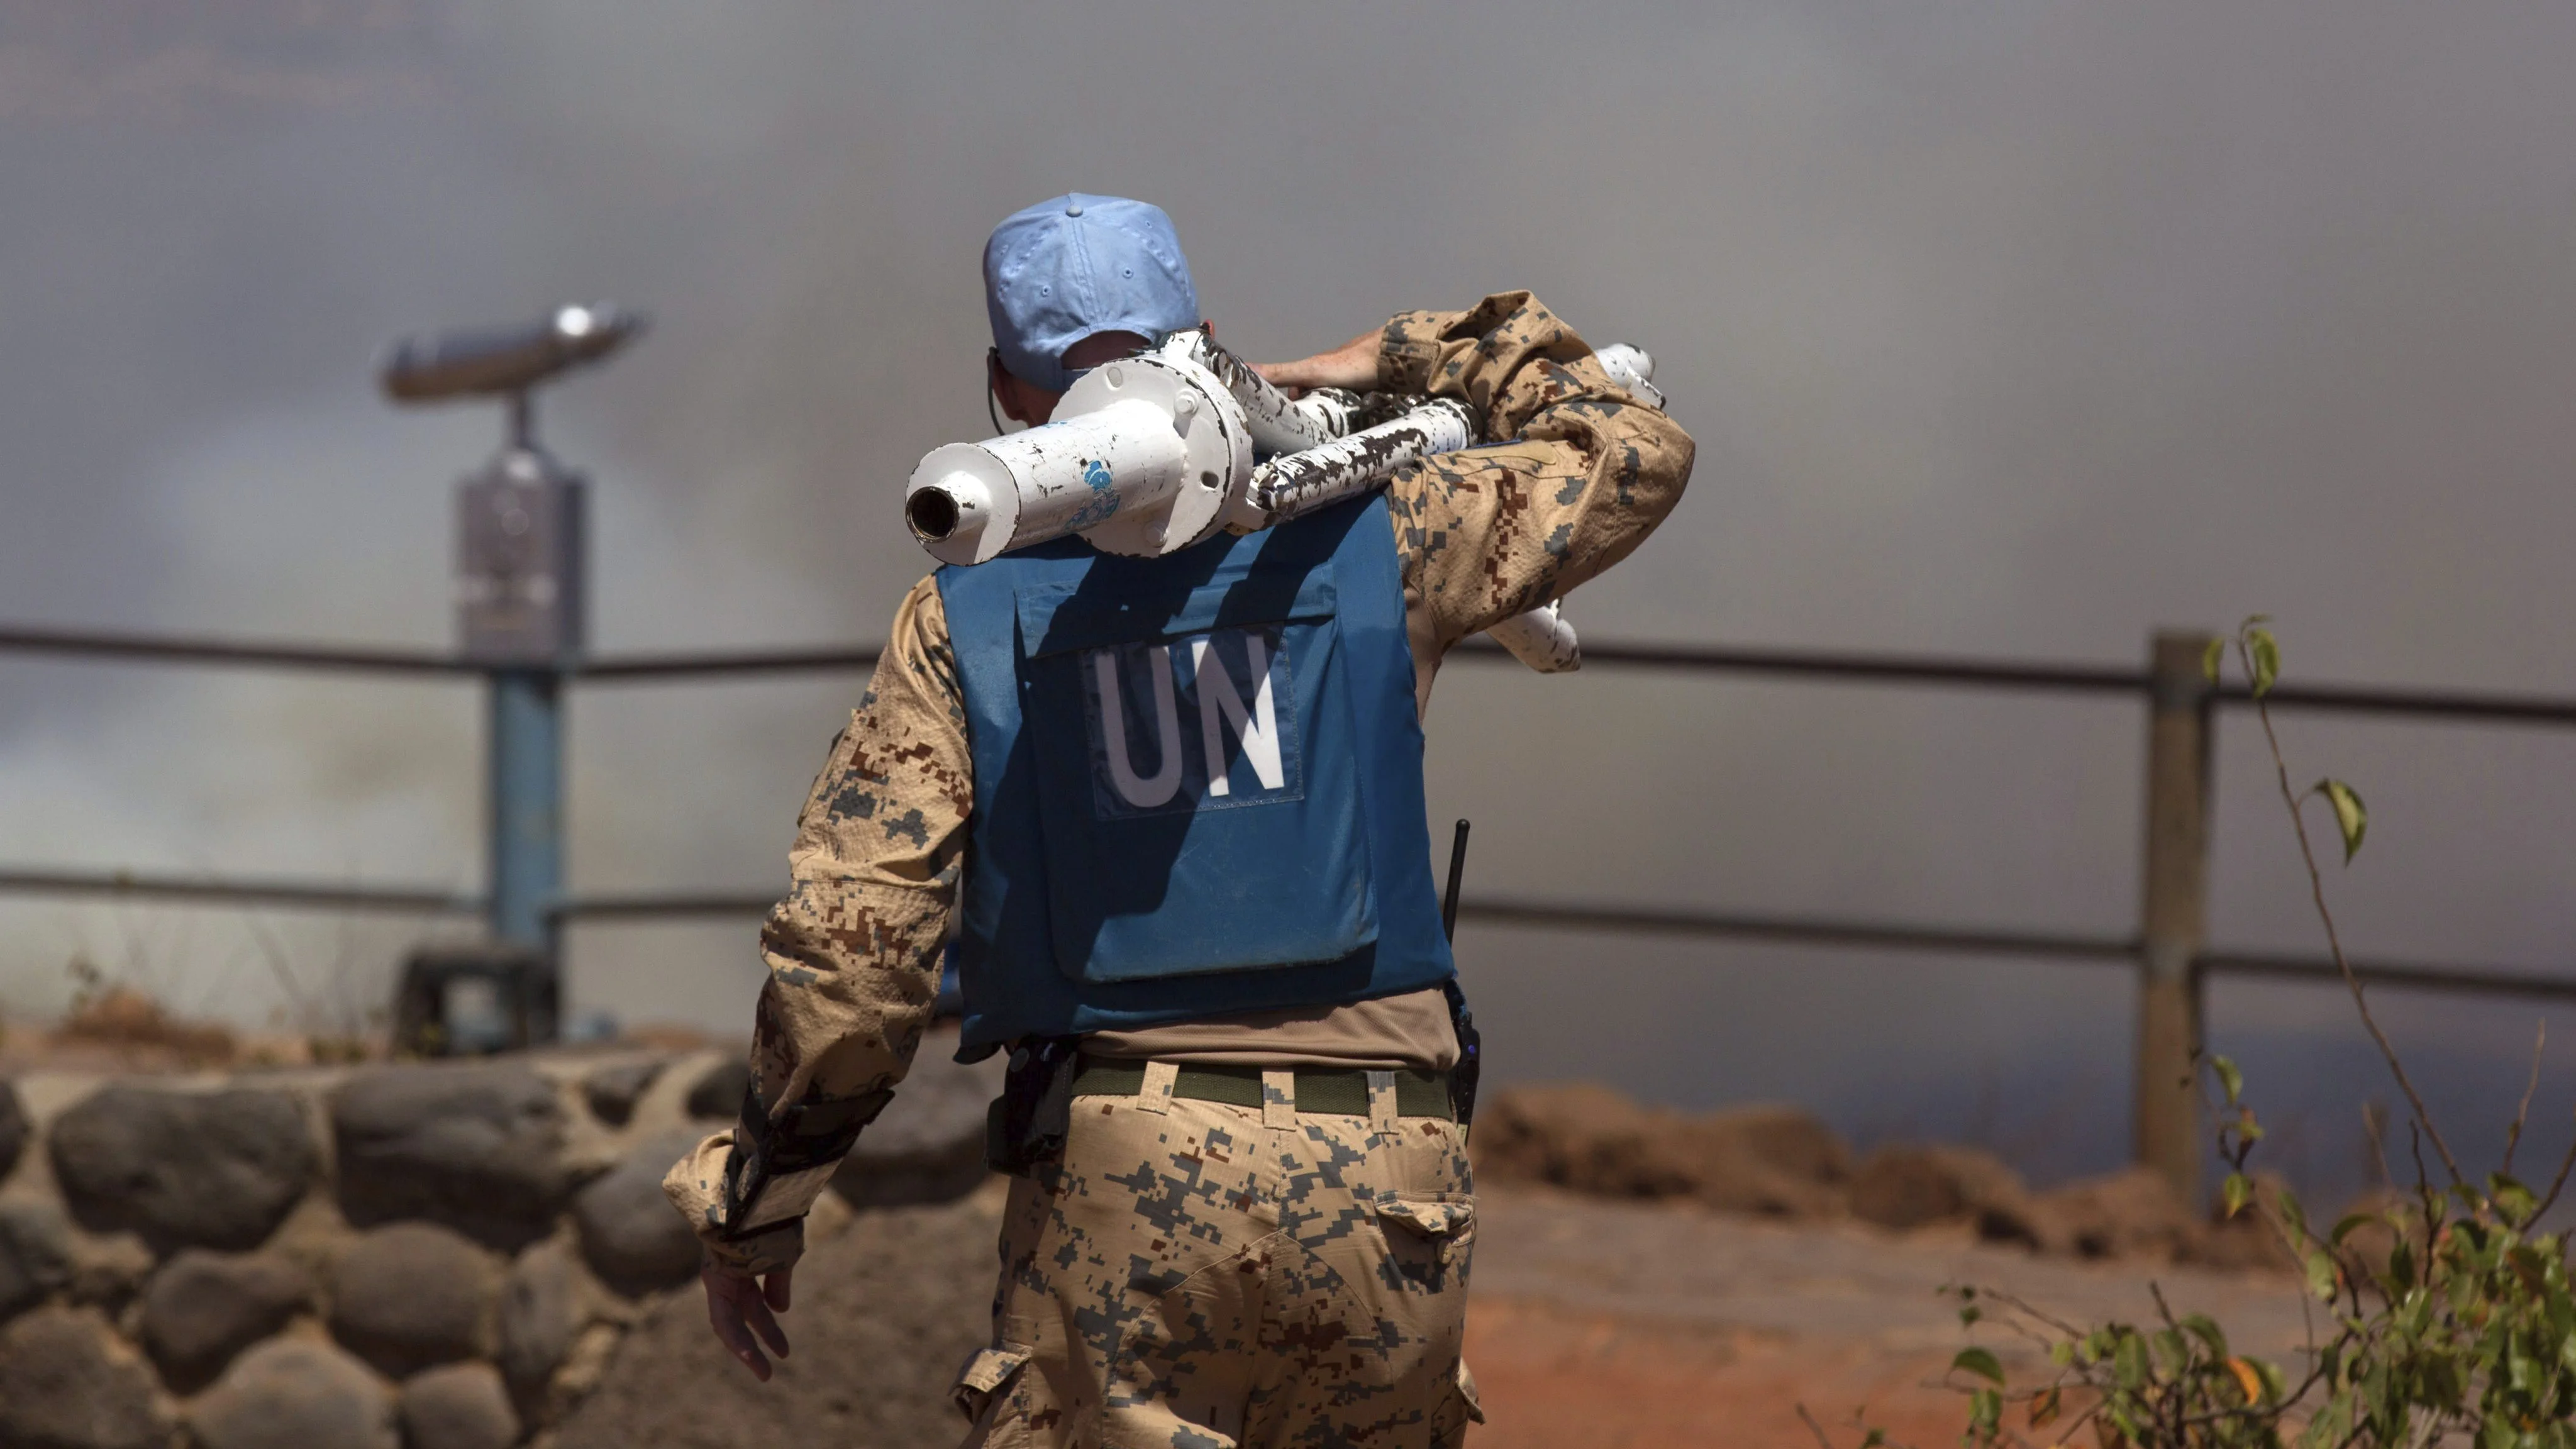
[0,1036,997,1449]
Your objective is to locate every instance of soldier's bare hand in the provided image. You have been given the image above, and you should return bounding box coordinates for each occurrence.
[1252,330,1383,397]
[701,1261,793,1380]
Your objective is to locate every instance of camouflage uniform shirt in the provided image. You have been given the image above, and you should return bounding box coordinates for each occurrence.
[667,291,1694,1269]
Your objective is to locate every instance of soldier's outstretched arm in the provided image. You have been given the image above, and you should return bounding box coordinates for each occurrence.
[663,576,971,1374]
[1376,291,1697,692]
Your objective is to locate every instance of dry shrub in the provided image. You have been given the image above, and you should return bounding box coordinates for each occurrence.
[53,985,236,1067]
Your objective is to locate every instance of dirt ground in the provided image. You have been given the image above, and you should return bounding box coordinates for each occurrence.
[558,1179,2312,1448]
[1463,1185,2311,1448]
[555,1189,999,1449]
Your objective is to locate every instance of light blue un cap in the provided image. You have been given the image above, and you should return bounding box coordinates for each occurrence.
[984,193,1199,394]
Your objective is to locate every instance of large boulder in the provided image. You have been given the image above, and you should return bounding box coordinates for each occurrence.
[833,1053,997,1210]
[0,1306,170,1449]
[580,1059,663,1128]
[0,1080,25,1182]
[191,1338,396,1449]
[333,1063,572,1249]
[328,1223,494,1377]
[0,1199,72,1323]
[685,1059,750,1120]
[47,1084,317,1253]
[496,1240,577,1399]
[140,1248,311,1389]
[573,1129,704,1295]
[398,1362,520,1449]
[1848,1143,2029,1231]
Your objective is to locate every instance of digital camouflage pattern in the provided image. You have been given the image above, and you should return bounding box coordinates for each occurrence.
[955,1082,1481,1448]
[665,291,1693,1285]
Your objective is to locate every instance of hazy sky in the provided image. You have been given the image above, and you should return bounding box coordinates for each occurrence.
[4,1,2575,1196]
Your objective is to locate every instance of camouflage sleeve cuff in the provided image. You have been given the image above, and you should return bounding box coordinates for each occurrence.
[1380,309,1466,395]
[708,1221,805,1278]
[660,1130,811,1277]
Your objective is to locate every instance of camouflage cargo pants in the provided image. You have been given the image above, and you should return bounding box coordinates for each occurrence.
[952,1065,1482,1448]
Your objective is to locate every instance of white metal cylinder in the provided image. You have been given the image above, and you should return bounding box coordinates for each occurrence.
[1244,399,1475,526]
[1184,334,1336,458]
[1485,598,1581,673]
[905,397,1185,565]
[1592,343,1663,410]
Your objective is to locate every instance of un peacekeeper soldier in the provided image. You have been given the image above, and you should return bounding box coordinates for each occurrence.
[664,192,1693,1447]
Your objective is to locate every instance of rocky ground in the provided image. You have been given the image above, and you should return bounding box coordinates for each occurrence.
[555,1189,997,1449]
[547,1180,2313,1449]
[552,1082,2321,1449]
[0,1024,997,1449]
[0,1008,2323,1449]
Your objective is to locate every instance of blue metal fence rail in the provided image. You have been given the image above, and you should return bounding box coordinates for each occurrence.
[11,616,2576,1190]
[6,618,2572,975]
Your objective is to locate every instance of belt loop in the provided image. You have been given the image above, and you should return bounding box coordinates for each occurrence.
[1366,1070,1398,1131]
[1138,1060,1178,1116]
[1260,1070,1298,1130]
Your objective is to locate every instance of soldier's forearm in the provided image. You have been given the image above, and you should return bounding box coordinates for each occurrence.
[1382,291,1696,653]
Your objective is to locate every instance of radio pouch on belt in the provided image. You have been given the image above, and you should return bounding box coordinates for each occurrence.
[985,1036,1080,1176]
[1443,978,1482,1133]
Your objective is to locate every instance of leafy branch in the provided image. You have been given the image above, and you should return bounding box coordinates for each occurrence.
[2211,618,2460,1189]
[1809,619,2576,1449]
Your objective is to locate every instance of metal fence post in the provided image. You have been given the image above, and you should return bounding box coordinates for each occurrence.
[2136,630,2216,1202]
[455,425,588,1044]
[487,668,564,955]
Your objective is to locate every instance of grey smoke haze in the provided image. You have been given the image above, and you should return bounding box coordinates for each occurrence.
[4,1,2575,1196]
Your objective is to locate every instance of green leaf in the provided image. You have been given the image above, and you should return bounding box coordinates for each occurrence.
[1952,1346,2006,1385]
[2299,1390,2353,1449]
[2330,1211,2377,1246]
[1968,1386,2001,1436]
[2223,1172,2254,1219]
[2490,1172,2538,1226]
[1957,1302,1981,1326]
[2212,1054,2245,1105]
[2182,1313,2230,1360]
[2247,626,2281,696]
[2304,1248,2340,1302]
[2202,636,2225,684]
[2277,1185,2310,1244]
[2114,1331,2149,1389]
[2312,778,2367,863]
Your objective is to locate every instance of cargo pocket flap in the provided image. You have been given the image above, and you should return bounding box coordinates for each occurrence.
[950,1344,1031,1423]
[1375,1193,1474,1239]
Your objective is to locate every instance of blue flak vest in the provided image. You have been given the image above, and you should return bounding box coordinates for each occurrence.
[937,493,1455,1058]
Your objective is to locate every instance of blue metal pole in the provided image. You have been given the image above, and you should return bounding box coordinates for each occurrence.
[487,667,563,955]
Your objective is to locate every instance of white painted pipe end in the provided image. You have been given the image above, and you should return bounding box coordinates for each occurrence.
[906,445,1014,566]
